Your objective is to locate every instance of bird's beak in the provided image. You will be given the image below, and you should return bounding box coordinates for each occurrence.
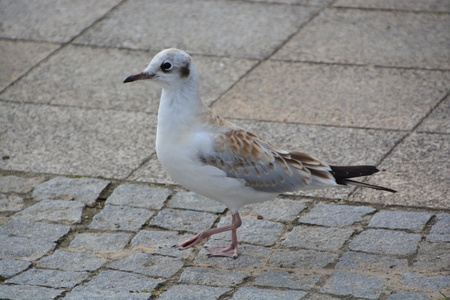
[123,72,155,83]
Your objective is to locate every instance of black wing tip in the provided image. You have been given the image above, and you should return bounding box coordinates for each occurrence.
[341,179,397,193]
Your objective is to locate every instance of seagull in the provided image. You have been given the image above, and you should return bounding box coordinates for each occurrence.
[124,48,396,258]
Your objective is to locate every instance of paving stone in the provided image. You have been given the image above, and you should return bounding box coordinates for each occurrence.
[387,292,432,300]
[0,0,121,42]
[213,216,284,246]
[0,102,157,179]
[0,219,70,242]
[89,204,153,231]
[400,272,450,291]
[65,270,162,300]
[350,229,421,255]
[283,226,353,251]
[414,242,450,271]
[168,191,227,213]
[321,271,387,299]
[12,200,84,224]
[6,268,90,288]
[179,267,248,286]
[299,204,374,227]
[269,249,338,269]
[369,211,433,231]
[108,252,183,278]
[0,258,31,278]
[32,176,109,206]
[75,0,319,58]
[427,213,450,242]
[69,232,132,252]
[275,8,450,69]
[336,251,407,272]
[0,175,45,193]
[195,241,271,268]
[0,284,64,300]
[231,287,307,300]
[106,184,171,209]
[131,229,194,258]
[418,98,450,134]
[239,198,307,222]
[37,249,107,272]
[254,270,320,291]
[307,294,340,300]
[0,193,24,212]
[0,234,55,261]
[149,208,218,233]
[334,0,450,12]
[158,284,231,300]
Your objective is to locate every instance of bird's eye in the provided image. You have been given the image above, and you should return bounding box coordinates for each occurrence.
[161,62,173,71]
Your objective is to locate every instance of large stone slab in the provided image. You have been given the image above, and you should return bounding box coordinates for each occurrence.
[0,102,157,179]
[418,98,450,134]
[275,8,450,69]
[75,0,319,58]
[334,0,450,12]
[0,0,121,42]
[215,61,450,130]
[0,175,45,194]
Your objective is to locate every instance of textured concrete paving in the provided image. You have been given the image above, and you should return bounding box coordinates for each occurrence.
[0,0,449,299]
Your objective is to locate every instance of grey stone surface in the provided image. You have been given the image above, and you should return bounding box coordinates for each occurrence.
[0,219,70,242]
[334,0,450,12]
[283,226,353,251]
[0,234,54,261]
[239,198,307,222]
[269,249,338,269]
[231,287,307,300]
[65,270,163,300]
[0,194,24,212]
[336,251,407,272]
[0,284,64,300]
[37,250,107,272]
[6,268,89,288]
[321,271,387,299]
[400,272,450,291]
[75,0,319,58]
[168,191,227,213]
[299,204,374,227]
[354,133,450,209]
[254,270,320,291]
[88,204,153,231]
[213,216,285,246]
[179,267,248,286]
[414,242,450,271]
[0,175,45,193]
[131,229,194,258]
[0,258,31,278]
[369,211,433,230]
[149,208,218,233]
[307,294,340,300]
[387,292,432,300]
[427,213,450,242]
[12,200,84,224]
[418,98,450,134]
[158,284,231,300]
[69,232,132,252]
[0,103,157,179]
[275,8,450,69]
[108,252,183,278]
[349,229,421,255]
[32,176,109,206]
[0,0,121,42]
[106,184,171,209]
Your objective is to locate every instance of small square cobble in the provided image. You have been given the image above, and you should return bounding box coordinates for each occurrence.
[149,208,218,233]
[106,184,171,209]
[0,219,70,242]
[387,292,432,300]
[179,267,248,286]
[168,191,227,213]
[131,229,195,258]
[238,198,307,222]
[69,232,132,252]
[269,249,338,269]
[108,252,183,278]
[88,204,153,231]
[336,251,407,272]
[427,213,450,242]
[369,211,433,231]
[299,204,375,227]
[0,258,31,278]
[6,268,90,289]
[254,270,320,291]
[283,226,353,251]
[0,175,45,194]
[400,272,450,291]
[349,229,421,255]
[13,200,84,224]
[0,234,54,261]
[414,242,450,271]
[0,284,64,300]
[231,287,307,300]
[0,194,24,212]
[158,284,231,300]
[321,271,387,299]
[37,249,107,271]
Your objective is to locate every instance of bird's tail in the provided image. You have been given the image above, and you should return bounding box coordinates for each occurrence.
[330,165,396,193]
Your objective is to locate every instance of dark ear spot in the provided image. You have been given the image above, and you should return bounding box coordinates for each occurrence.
[180,62,190,78]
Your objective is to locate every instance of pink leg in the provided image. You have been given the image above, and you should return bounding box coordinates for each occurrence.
[174,212,242,258]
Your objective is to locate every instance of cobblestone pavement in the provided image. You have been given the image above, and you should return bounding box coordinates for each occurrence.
[1,1,449,299]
